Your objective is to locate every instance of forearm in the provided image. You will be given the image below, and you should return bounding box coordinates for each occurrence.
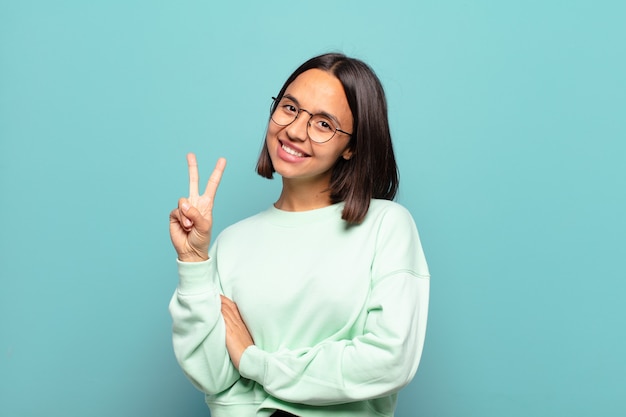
[169,259,239,394]
[238,274,430,405]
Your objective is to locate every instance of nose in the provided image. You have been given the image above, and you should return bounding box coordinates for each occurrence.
[285,109,313,142]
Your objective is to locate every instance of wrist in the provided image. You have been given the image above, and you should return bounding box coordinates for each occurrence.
[178,253,209,263]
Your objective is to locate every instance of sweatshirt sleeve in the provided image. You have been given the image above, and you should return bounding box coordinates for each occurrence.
[237,205,430,405]
[168,246,240,395]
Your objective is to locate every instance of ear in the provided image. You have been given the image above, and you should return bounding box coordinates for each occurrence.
[341,147,353,160]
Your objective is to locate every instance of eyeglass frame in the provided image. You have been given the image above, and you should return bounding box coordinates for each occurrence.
[269,96,353,144]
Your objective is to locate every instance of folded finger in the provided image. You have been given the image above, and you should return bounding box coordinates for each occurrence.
[177,198,194,229]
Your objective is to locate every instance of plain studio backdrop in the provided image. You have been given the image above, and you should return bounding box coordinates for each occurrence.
[1,1,624,416]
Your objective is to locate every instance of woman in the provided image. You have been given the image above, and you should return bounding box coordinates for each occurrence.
[169,53,430,417]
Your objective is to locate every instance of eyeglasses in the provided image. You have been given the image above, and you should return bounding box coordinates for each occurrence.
[270,96,352,144]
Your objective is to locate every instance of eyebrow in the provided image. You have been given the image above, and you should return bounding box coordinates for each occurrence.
[282,94,344,128]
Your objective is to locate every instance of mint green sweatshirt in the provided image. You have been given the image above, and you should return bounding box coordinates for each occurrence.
[169,199,430,417]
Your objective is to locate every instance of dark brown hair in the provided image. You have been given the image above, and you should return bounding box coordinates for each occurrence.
[256,53,398,224]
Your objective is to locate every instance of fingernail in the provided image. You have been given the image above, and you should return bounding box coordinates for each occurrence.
[184,218,192,227]
[182,202,190,212]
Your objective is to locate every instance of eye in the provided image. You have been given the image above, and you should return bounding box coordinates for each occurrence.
[278,98,298,115]
[311,116,335,132]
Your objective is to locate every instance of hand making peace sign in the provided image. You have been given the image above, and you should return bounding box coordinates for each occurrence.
[169,153,226,262]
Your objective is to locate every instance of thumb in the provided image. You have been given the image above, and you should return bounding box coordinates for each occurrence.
[179,198,210,233]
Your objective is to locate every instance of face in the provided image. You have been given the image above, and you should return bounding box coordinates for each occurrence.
[266,69,354,185]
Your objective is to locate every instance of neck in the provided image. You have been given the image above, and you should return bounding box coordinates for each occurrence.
[274,177,333,211]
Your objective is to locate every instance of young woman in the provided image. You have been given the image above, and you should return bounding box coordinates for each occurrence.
[169,53,430,417]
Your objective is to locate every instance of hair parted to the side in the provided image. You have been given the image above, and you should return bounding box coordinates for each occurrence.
[256,53,399,224]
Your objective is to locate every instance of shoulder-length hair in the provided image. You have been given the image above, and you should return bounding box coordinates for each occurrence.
[256,53,398,224]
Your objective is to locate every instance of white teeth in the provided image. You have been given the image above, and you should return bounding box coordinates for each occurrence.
[282,143,305,157]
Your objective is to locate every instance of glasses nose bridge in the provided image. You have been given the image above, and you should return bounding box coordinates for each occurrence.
[294,107,314,124]
[289,108,315,141]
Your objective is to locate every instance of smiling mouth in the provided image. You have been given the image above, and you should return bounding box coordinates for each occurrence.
[280,141,309,157]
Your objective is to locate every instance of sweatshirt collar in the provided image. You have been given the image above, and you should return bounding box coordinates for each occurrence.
[263,202,344,227]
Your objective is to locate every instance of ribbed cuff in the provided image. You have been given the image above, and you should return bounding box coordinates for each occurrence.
[176,258,214,295]
[238,345,267,385]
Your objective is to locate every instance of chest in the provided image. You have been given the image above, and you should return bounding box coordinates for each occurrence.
[216,222,376,348]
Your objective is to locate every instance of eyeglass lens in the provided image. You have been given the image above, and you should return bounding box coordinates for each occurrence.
[271,98,340,143]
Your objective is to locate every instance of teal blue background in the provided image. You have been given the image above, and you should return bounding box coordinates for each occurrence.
[1,1,624,416]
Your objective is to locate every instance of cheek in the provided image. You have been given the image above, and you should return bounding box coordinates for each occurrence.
[266,122,281,143]
[322,141,351,161]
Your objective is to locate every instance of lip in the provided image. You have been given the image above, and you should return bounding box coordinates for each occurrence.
[277,140,311,162]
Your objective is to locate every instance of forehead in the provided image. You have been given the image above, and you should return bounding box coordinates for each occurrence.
[284,69,352,122]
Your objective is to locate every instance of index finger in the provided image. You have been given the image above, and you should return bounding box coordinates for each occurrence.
[202,157,227,201]
[187,153,200,198]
